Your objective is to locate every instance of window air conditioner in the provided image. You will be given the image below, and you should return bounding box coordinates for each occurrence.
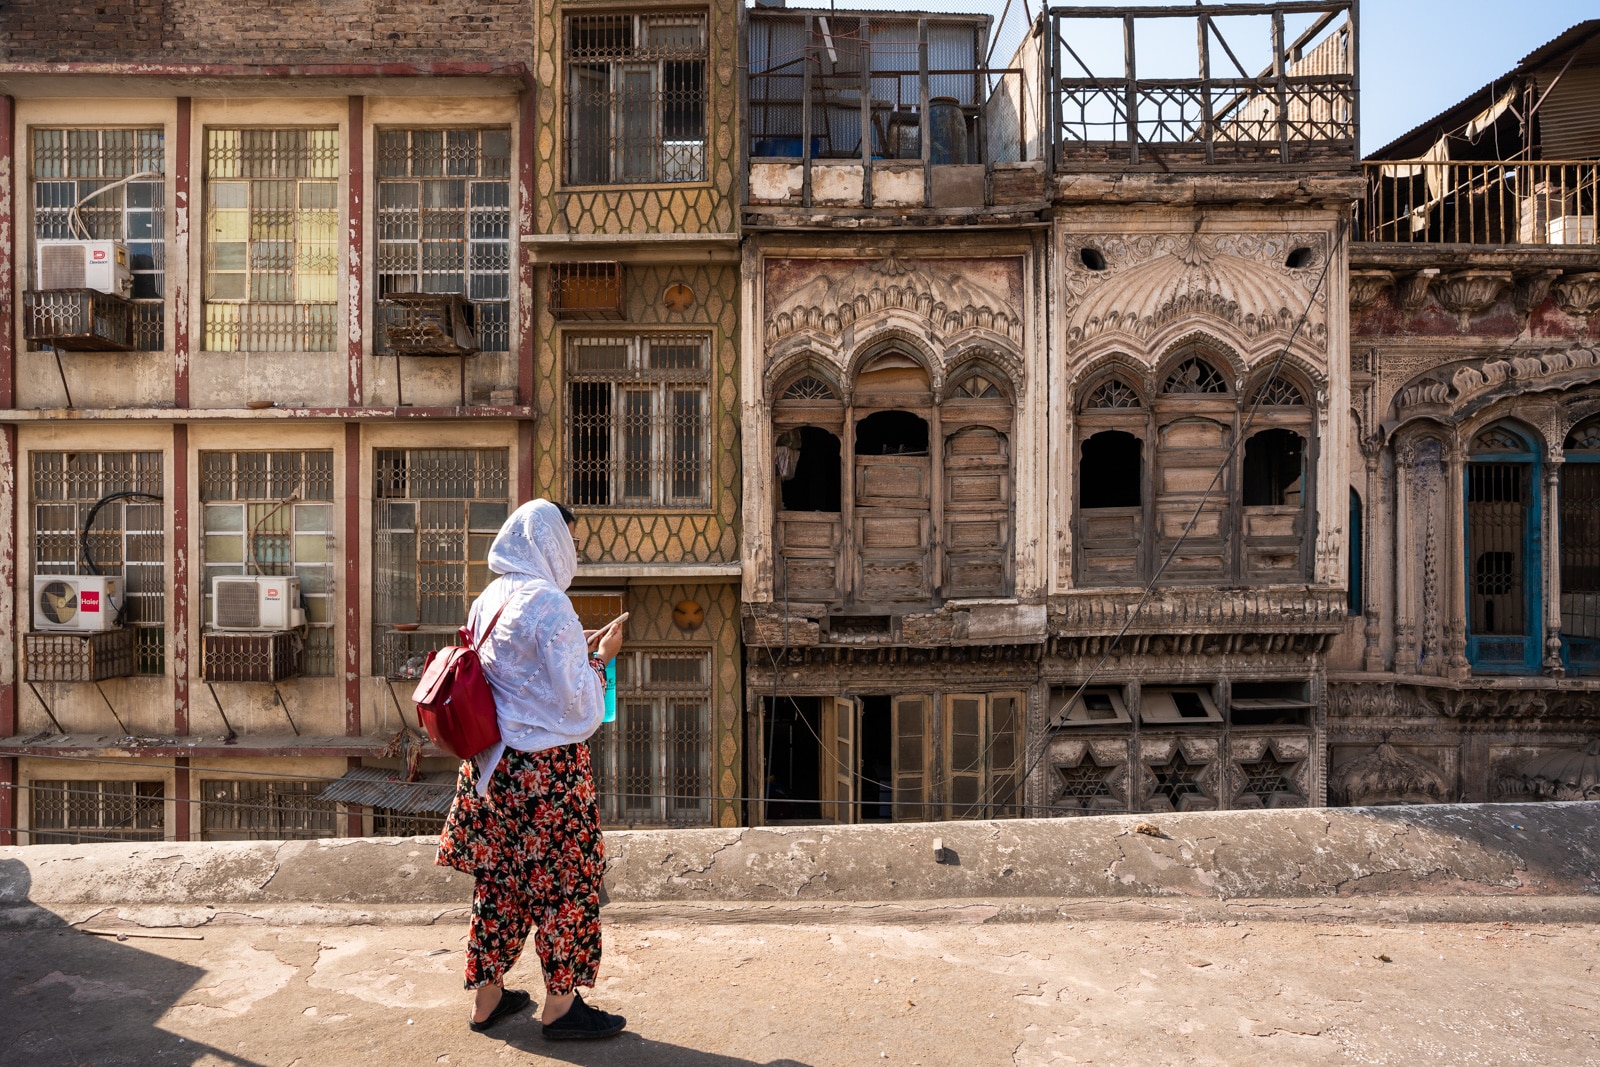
[36,240,134,298]
[33,575,125,632]
[211,576,306,632]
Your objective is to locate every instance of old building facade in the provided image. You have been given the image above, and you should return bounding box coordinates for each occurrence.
[0,0,745,843]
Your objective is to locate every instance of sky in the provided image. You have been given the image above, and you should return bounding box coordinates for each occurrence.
[792,0,1598,155]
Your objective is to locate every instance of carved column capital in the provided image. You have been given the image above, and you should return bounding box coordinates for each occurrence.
[1433,269,1514,330]
[1395,268,1440,314]
[1512,268,1563,319]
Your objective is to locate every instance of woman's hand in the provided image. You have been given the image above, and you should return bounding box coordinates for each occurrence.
[595,620,624,663]
[584,628,602,652]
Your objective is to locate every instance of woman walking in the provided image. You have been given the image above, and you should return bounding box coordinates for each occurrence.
[436,498,627,1040]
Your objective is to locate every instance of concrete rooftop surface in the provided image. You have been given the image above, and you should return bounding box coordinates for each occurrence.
[3,804,1600,1066]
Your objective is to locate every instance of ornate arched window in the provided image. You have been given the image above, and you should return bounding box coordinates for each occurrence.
[1162,356,1228,395]
[781,374,838,402]
[1082,376,1142,410]
[1466,421,1541,674]
[1250,376,1306,407]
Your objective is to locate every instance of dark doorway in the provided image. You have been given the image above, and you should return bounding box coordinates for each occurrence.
[855,410,929,455]
[763,696,821,821]
[1079,430,1142,508]
[858,695,892,822]
[1243,429,1305,506]
[779,426,842,512]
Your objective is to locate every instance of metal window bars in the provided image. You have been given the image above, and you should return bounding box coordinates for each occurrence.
[564,13,709,185]
[203,128,339,352]
[29,779,165,843]
[589,649,713,827]
[199,779,339,840]
[1047,2,1356,169]
[1358,160,1600,245]
[31,127,166,350]
[200,451,336,676]
[371,449,510,671]
[31,451,165,674]
[547,261,626,320]
[567,334,711,509]
[375,128,511,352]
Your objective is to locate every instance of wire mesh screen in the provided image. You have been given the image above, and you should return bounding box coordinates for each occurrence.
[590,649,712,827]
[376,128,511,352]
[31,128,165,351]
[32,451,165,674]
[30,780,164,843]
[565,13,708,184]
[567,334,710,508]
[1467,463,1530,637]
[200,779,339,840]
[372,449,509,670]
[200,450,336,675]
[204,128,339,352]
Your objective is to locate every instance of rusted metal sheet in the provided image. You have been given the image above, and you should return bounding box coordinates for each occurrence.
[347,95,364,407]
[316,765,456,815]
[173,97,191,408]
[0,732,407,758]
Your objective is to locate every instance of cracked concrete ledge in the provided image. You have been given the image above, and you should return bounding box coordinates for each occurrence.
[2,803,1597,929]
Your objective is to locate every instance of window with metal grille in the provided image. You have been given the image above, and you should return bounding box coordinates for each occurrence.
[568,334,710,508]
[203,128,339,352]
[565,13,708,185]
[31,128,165,350]
[199,779,338,841]
[590,649,712,827]
[200,451,336,675]
[376,128,511,352]
[1562,417,1600,667]
[372,449,509,672]
[30,779,164,843]
[32,451,165,674]
[371,808,446,837]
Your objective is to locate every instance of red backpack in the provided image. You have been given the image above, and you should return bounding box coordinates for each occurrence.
[411,603,508,760]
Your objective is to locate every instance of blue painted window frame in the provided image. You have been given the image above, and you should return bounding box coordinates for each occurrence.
[1465,425,1542,675]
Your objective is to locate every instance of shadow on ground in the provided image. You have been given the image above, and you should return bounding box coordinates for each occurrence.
[504,1030,812,1067]
[0,858,263,1067]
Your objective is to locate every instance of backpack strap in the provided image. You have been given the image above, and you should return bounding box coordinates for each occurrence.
[472,601,512,653]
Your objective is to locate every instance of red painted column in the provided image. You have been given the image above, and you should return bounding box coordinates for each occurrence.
[347,96,364,407]
[173,756,191,841]
[173,97,191,408]
[172,423,189,733]
[1,95,16,846]
[344,422,362,737]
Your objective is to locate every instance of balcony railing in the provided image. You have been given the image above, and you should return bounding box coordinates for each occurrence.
[1049,2,1356,169]
[1358,160,1600,246]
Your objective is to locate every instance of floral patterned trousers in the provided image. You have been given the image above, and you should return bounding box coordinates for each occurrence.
[436,743,605,994]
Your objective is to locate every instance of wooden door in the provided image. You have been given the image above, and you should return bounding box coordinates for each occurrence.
[891,695,930,821]
[943,427,1012,597]
[831,696,859,824]
[854,454,932,603]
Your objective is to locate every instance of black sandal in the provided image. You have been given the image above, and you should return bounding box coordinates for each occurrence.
[540,992,627,1041]
[468,987,532,1033]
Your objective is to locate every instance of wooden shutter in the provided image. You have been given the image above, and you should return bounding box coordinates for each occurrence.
[833,696,858,824]
[892,695,930,821]
[946,694,985,820]
[943,427,1012,597]
[1154,416,1232,580]
[987,692,1024,818]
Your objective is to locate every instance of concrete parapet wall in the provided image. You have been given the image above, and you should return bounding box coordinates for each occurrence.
[2,804,1597,927]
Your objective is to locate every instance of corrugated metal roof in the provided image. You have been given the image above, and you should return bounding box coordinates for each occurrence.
[317,766,457,814]
[1535,38,1600,160]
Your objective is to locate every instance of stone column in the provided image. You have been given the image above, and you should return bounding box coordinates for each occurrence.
[1363,448,1385,672]
[1544,457,1565,675]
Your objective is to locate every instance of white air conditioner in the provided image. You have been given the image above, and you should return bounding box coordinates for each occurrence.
[33,575,124,632]
[37,239,133,298]
[211,576,306,632]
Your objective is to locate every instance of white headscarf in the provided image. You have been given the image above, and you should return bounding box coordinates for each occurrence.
[465,498,605,794]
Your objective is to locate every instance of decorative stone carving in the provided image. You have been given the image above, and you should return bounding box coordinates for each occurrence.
[1552,272,1600,326]
[1512,269,1562,320]
[1348,269,1394,313]
[1494,739,1600,801]
[763,255,1024,347]
[1060,232,1329,350]
[1393,347,1600,415]
[1394,268,1439,314]
[1431,270,1514,329]
[1329,743,1452,806]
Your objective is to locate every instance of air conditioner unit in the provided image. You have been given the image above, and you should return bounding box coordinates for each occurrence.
[37,240,133,298]
[33,575,124,632]
[211,576,306,632]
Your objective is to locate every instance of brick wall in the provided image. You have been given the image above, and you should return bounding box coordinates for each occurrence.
[1,0,535,64]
